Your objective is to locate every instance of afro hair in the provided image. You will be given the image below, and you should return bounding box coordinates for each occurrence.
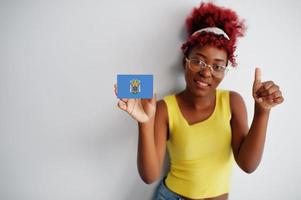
[181,2,246,67]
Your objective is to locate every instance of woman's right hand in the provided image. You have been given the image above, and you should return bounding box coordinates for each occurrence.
[114,84,157,123]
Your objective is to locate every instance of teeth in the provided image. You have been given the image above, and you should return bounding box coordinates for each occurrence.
[196,81,209,87]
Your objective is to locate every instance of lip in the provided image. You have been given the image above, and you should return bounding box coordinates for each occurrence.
[194,79,211,89]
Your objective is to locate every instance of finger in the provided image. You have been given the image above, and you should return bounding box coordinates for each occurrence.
[270,90,282,99]
[256,97,263,103]
[266,96,284,105]
[117,100,127,111]
[256,81,274,97]
[265,96,275,103]
[270,91,283,100]
[258,84,279,97]
[114,84,117,96]
[273,96,284,104]
[146,93,157,105]
[254,67,261,84]
[262,90,283,103]
[120,98,128,103]
[152,93,157,103]
[114,84,130,103]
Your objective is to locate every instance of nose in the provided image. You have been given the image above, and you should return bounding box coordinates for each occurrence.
[198,66,212,77]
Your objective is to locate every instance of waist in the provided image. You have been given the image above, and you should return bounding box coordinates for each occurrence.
[165,157,233,199]
[162,177,229,200]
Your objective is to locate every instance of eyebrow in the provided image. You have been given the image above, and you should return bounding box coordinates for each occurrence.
[195,53,226,62]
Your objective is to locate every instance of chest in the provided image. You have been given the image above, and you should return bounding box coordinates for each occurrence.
[178,101,215,126]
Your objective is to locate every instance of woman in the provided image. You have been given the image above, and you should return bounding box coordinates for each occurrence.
[114,2,284,200]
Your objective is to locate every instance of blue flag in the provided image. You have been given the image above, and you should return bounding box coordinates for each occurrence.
[117,74,153,99]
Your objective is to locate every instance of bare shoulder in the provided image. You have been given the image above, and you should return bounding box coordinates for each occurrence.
[155,99,168,124]
[229,90,244,103]
[154,99,169,140]
[229,91,249,163]
[229,90,246,114]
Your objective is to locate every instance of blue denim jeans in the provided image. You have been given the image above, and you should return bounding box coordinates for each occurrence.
[153,177,185,200]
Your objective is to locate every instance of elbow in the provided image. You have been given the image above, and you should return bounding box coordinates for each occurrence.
[237,159,259,174]
[141,177,157,185]
[137,161,161,184]
[242,166,257,174]
[239,162,259,174]
[140,174,159,184]
[138,169,160,184]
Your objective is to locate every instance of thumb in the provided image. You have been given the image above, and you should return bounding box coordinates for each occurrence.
[151,93,157,104]
[151,86,157,104]
[146,92,157,104]
[253,68,263,103]
[254,67,262,84]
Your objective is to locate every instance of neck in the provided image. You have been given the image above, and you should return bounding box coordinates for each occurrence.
[181,88,216,110]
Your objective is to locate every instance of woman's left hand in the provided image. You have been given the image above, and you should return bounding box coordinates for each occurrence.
[252,67,284,111]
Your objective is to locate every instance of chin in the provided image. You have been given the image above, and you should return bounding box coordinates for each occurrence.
[188,86,211,97]
[190,82,215,96]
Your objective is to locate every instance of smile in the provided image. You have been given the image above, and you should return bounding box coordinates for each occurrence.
[194,79,211,88]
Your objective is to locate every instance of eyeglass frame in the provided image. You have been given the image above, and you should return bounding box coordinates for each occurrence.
[185,57,230,77]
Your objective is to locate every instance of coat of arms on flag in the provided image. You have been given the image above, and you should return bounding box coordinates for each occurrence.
[117,74,153,99]
[130,79,141,94]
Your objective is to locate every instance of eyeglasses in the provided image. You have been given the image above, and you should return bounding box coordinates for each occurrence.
[185,57,228,77]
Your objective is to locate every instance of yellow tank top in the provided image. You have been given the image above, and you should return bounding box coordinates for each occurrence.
[163,89,234,199]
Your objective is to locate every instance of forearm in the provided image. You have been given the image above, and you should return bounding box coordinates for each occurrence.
[237,103,271,173]
[137,117,160,183]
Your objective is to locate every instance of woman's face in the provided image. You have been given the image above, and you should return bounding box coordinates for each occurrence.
[184,44,228,97]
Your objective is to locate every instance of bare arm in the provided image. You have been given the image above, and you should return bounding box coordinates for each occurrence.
[137,100,168,184]
[230,92,271,173]
[114,85,167,183]
[230,68,284,173]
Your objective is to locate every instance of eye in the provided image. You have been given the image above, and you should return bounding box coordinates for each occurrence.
[189,58,207,68]
[190,59,200,65]
[212,65,225,71]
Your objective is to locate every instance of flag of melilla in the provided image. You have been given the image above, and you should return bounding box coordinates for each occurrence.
[117,74,153,99]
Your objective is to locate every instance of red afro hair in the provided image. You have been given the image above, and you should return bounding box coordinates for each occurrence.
[181,2,246,67]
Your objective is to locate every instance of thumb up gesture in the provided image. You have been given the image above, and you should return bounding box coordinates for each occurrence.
[252,68,284,110]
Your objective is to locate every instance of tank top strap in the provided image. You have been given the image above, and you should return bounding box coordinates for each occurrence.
[163,94,182,133]
[216,89,232,121]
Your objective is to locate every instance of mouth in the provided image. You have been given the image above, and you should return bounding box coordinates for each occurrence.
[194,79,211,89]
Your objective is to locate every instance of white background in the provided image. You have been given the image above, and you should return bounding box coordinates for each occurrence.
[0,0,300,199]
